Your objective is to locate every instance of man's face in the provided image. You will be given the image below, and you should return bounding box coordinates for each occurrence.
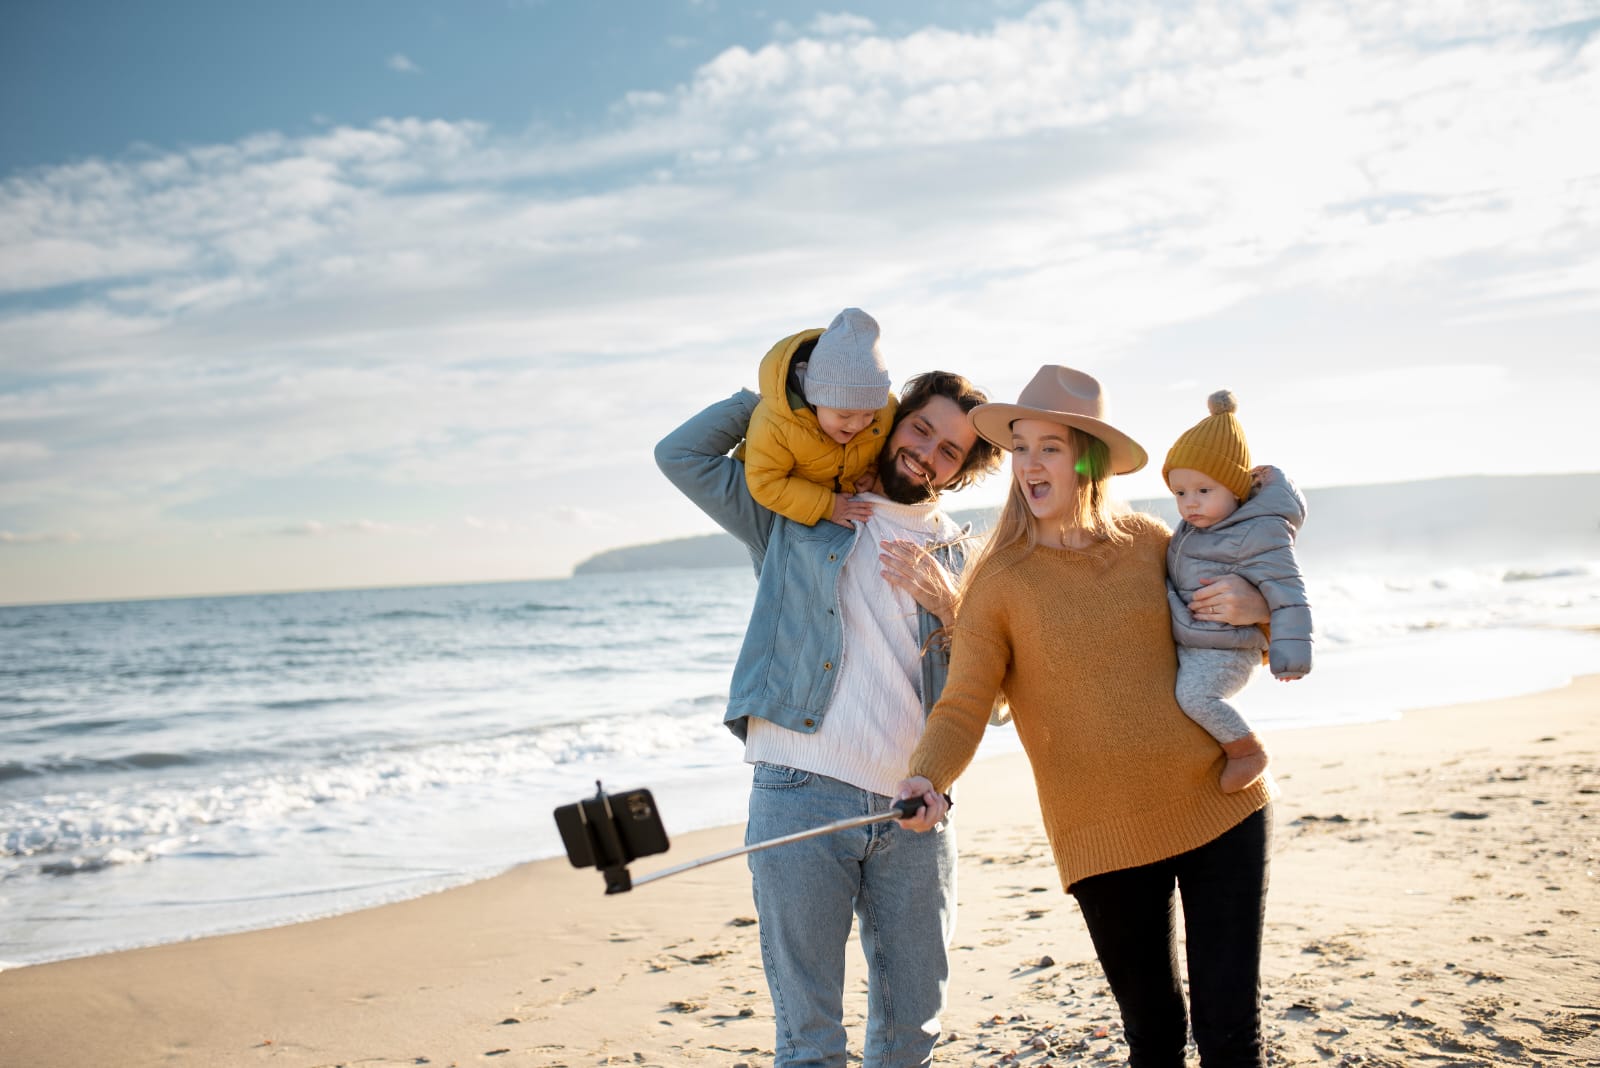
[875,395,978,504]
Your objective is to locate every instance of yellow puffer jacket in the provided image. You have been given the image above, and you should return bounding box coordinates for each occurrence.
[738,327,897,526]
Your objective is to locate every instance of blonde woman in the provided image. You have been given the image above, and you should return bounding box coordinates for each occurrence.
[896,365,1275,1067]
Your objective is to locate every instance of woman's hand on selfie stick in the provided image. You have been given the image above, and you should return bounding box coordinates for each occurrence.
[894,776,948,832]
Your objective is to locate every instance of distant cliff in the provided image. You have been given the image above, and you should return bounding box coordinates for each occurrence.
[573,533,758,575]
[574,474,1600,575]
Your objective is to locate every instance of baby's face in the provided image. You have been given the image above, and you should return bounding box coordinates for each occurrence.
[1168,467,1240,529]
[815,406,878,446]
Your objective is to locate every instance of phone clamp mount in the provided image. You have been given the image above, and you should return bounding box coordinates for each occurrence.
[554,780,927,895]
[553,781,669,894]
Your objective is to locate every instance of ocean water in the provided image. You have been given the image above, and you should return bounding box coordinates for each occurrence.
[4,552,1600,970]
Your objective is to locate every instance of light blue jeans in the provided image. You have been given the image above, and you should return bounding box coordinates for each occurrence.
[746,762,957,1068]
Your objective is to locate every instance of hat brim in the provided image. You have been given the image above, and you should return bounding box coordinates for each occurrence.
[971,403,1148,476]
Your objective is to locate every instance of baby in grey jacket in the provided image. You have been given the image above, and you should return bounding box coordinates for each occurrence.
[1163,391,1313,793]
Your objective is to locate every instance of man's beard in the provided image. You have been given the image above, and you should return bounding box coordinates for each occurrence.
[876,446,940,504]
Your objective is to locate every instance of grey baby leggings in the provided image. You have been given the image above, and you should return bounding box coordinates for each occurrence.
[1174,645,1261,744]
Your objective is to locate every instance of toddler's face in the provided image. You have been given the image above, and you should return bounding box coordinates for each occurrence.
[1168,467,1240,529]
[815,406,878,446]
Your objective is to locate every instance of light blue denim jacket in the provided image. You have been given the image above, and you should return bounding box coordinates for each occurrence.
[655,390,966,741]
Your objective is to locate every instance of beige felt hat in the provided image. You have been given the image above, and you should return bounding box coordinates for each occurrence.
[970,365,1148,475]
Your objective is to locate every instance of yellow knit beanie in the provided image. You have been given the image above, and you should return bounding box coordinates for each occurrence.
[1163,390,1252,501]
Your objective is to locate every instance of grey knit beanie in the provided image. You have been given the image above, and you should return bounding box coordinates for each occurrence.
[802,308,891,410]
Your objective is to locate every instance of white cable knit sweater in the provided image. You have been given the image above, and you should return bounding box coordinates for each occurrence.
[743,493,960,796]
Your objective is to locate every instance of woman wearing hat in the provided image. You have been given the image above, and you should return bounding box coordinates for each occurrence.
[895,366,1275,1066]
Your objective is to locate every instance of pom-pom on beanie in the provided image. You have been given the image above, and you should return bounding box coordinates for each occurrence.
[1163,390,1253,501]
[803,308,891,411]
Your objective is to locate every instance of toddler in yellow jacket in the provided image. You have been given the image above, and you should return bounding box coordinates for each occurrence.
[741,308,897,527]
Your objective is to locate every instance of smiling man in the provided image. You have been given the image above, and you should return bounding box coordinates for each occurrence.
[655,345,1002,1067]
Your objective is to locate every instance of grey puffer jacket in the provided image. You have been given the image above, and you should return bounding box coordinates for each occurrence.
[1165,467,1313,678]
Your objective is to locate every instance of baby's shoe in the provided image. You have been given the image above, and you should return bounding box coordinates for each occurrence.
[1220,734,1269,793]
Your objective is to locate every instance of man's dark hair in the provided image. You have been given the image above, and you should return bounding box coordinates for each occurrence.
[893,370,1003,493]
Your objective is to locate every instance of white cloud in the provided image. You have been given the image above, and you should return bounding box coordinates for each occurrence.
[0,528,81,545]
[274,519,405,538]
[387,53,421,75]
[0,440,51,464]
[464,515,518,533]
[552,505,603,526]
[810,13,876,37]
[0,118,485,302]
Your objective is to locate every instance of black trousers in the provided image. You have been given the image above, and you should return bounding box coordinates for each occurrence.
[1070,806,1271,1068]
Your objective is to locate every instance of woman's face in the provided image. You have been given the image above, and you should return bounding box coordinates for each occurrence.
[1009,418,1079,528]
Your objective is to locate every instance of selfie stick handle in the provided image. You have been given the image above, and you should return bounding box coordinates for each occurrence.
[628,797,925,890]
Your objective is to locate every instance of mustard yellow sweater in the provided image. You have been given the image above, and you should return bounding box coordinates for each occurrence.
[909,513,1272,891]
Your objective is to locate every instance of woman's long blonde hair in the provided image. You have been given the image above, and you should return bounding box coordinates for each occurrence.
[954,424,1132,609]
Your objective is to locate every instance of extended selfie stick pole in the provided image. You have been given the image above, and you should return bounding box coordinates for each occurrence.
[555,783,935,895]
[627,797,924,891]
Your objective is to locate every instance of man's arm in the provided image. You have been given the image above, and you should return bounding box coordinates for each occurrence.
[653,389,776,563]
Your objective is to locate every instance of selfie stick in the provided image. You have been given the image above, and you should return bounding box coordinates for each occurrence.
[625,797,925,892]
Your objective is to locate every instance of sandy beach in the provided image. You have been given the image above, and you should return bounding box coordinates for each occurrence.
[3,676,1597,1067]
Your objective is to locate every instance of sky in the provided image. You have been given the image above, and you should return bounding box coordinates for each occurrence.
[2,0,1597,605]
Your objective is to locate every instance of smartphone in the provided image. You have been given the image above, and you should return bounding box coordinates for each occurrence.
[553,786,670,871]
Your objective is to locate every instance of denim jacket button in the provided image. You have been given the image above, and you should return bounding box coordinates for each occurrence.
[803,718,815,728]
[823,661,833,671]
